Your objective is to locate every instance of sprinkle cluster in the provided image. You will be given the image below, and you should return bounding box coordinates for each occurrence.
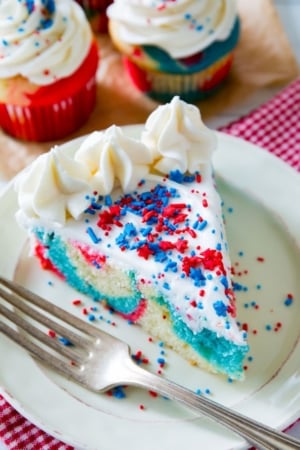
[82,171,236,323]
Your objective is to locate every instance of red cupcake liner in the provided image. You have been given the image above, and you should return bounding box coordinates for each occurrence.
[0,78,97,142]
[0,41,99,142]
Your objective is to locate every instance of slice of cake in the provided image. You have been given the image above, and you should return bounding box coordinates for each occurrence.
[15,97,249,379]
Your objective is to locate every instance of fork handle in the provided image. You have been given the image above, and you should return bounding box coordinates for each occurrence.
[126,362,300,450]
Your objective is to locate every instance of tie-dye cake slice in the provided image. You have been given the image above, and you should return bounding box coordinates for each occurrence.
[15,97,249,379]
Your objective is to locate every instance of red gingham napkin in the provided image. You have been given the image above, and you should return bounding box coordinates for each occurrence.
[0,78,300,450]
[219,77,300,171]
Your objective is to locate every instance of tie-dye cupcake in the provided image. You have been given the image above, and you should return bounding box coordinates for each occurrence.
[0,0,99,142]
[107,0,240,102]
[75,0,113,33]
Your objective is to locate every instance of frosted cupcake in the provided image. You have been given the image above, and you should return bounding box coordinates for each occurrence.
[107,0,240,102]
[75,0,113,33]
[0,0,99,142]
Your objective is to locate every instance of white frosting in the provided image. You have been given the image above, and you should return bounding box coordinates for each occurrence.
[107,0,237,58]
[0,0,92,84]
[15,98,216,224]
[61,175,246,344]
[14,97,247,348]
[75,126,152,195]
[15,125,152,224]
[142,96,216,173]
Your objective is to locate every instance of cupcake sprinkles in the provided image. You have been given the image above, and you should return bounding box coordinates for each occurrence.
[107,0,240,101]
[0,0,99,141]
[0,0,92,85]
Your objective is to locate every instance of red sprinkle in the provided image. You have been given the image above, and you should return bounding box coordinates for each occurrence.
[72,299,81,306]
[241,323,248,332]
[149,390,158,397]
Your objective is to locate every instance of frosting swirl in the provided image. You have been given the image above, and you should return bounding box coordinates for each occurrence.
[15,125,152,224]
[75,125,152,195]
[0,0,92,84]
[142,96,216,173]
[107,0,237,58]
[15,98,216,224]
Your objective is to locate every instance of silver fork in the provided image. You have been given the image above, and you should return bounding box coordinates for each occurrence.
[0,275,299,450]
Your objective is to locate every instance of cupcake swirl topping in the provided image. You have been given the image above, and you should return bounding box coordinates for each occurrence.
[0,0,93,84]
[107,0,238,58]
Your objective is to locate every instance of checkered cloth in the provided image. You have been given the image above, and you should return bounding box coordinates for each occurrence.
[0,78,300,450]
[220,77,300,171]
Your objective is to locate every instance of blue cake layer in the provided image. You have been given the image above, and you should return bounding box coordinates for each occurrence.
[35,228,248,379]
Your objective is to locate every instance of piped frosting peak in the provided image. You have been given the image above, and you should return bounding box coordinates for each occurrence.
[15,97,217,224]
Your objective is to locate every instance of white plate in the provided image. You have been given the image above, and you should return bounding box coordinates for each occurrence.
[0,130,299,450]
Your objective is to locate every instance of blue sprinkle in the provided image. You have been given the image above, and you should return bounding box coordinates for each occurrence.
[58,336,72,346]
[140,226,152,236]
[90,201,102,210]
[198,220,208,231]
[111,386,126,399]
[86,227,101,244]
[169,170,185,184]
[220,276,229,289]
[213,300,227,317]
[284,297,293,306]
[104,195,112,206]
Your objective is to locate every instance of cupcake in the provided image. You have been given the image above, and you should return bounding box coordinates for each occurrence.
[107,0,240,102]
[0,0,99,142]
[75,0,113,33]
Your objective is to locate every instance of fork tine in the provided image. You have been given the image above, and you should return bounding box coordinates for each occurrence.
[0,283,86,349]
[0,275,116,344]
[0,298,82,364]
[0,303,80,380]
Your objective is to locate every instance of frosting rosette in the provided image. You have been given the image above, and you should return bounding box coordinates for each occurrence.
[107,0,237,58]
[15,126,152,224]
[75,125,152,195]
[0,0,92,84]
[15,98,217,224]
[142,96,216,173]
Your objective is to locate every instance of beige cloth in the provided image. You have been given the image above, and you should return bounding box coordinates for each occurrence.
[0,0,299,181]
